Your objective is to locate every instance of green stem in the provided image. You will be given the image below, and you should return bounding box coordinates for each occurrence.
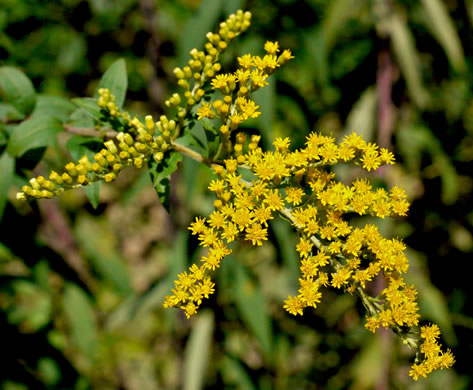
[172,141,207,164]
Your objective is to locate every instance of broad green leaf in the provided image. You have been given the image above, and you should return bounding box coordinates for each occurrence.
[7,116,62,157]
[178,0,222,64]
[149,151,182,212]
[71,97,102,121]
[420,0,466,73]
[31,95,76,122]
[183,311,214,390]
[0,152,14,220]
[63,283,98,359]
[234,263,273,357]
[75,215,133,295]
[96,58,127,108]
[66,108,95,128]
[0,66,36,115]
[200,118,220,159]
[390,14,429,108]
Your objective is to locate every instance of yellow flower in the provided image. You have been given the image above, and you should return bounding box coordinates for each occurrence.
[283,295,305,316]
[237,54,253,68]
[264,41,280,55]
[211,73,230,89]
[360,151,381,171]
[285,186,305,205]
[197,101,215,119]
[245,223,268,246]
[250,69,269,88]
[263,189,284,211]
[296,237,313,258]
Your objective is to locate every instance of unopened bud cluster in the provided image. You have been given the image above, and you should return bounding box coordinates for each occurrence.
[16,89,174,200]
[168,10,252,129]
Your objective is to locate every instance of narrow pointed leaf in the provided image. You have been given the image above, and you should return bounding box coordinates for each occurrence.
[149,151,182,212]
[420,0,466,73]
[71,98,102,121]
[96,58,127,108]
[63,284,98,359]
[183,311,214,390]
[390,15,429,108]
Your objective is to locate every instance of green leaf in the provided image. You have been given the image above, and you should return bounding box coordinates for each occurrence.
[96,58,127,108]
[7,116,62,157]
[234,263,273,357]
[0,66,36,115]
[63,283,98,359]
[420,0,466,73]
[149,151,182,212]
[83,182,101,209]
[0,102,24,122]
[66,108,95,128]
[0,152,14,220]
[390,14,429,108]
[71,97,102,121]
[200,118,220,159]
[75,215,133,296]
[66,135,103,161]
[178,0,222,64]
[183,311,214,390]
[31,95,76,122]
[405,249,457,346]
[221,356,256,390]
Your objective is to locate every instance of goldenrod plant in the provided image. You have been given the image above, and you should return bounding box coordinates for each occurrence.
[12,9,454,383]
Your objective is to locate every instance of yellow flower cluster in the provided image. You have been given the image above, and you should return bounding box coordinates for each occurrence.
[165,131,405,317]
[409,324,455,380]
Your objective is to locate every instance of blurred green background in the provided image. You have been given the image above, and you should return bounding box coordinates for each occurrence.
[1,0,472,389]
